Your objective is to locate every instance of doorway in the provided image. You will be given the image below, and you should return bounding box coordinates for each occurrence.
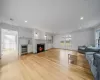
[60,35,72,50]
[1,29,18,65]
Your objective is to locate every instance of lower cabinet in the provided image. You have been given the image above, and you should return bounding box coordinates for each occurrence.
[28,45,33,53]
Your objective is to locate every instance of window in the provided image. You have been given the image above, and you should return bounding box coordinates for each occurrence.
[65,35,72,47]
[60,35,72,49]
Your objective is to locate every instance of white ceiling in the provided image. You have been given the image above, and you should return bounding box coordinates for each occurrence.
[0,0,100,34]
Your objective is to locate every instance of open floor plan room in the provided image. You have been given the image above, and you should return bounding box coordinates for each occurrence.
[0,0,100,80]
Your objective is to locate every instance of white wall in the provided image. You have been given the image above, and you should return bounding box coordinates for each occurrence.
[0,23,33,57]
[71,29,95,50]
[53,28,95,50]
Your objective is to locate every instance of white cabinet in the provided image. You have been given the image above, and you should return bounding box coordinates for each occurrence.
[47,44,52,49]
[28,45,33,53]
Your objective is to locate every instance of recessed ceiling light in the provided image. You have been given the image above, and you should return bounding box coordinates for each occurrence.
[25,20,28,23]
[80,17,84,20]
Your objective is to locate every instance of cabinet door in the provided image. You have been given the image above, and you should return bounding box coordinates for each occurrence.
[28,45,33,53]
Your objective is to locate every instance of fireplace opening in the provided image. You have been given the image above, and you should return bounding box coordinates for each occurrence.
[37,44,45,53]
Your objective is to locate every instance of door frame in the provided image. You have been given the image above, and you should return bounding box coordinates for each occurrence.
[0,28,19,59]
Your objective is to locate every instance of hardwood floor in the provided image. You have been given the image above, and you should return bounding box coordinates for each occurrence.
[1,49,18,66]
[0,49,94,80]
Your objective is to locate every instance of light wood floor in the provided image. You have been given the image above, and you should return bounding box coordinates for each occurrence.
[0,49,94,80]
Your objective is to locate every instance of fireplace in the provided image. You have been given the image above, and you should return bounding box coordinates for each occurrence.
[37,44,45,53]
